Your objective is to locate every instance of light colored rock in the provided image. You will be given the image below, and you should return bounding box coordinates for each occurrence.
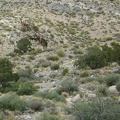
[71,94,80,102]
[108,85,119,95]
[87,93,96,100]
[66,98,73,107]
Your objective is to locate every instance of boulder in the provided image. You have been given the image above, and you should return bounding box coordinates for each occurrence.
[71,94,80,102]
[108,85,119,95]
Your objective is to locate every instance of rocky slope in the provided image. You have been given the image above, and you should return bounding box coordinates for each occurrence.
[0,0,120,119]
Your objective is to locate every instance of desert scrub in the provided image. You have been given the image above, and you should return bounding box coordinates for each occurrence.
[71,99,120,120]
[57,50,65,57]
[36,111,60,120]
[0,111,16,120]
[28,55,35,60]
[105,74,120,87]
[80,70,90,77]
[28,48,42,55]
[34,91,65,102]
[0,93,26,111]
[26,97,55,112]
[97,84,108,96]
[62,68,69,76]
[26,98,46,111]
[56,80,78,95]
[73,48,83,55]
[50,64,60,70]
[17,82,37,95]
[18,68,35,80]
[41,62,51,68]
[47,56,59,61]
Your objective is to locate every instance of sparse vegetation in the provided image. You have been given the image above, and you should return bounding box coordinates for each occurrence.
[34,91,65,102]
[36,111,60,120]
[0,0,120,119]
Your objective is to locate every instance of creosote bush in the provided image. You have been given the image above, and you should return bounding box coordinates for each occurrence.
[26,98,45,111]
[34,91,65,102]
[47,56,59,61]
[105,75,120,87]
[36,111,60,120]
[57,50,65,57]
[62,68,69,76]
[0,93,26,111]
[50,64,60,70]
[56,80,78,94]
[71,99,120,120]
[17,82,37,95]
[18,68,35,80]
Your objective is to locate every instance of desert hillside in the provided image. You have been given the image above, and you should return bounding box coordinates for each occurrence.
[0,0,120,120]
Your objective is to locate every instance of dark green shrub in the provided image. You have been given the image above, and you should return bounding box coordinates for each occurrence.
[0,58,19,92]
[71,99,120,120]
[0,93,26,111]
[62,68,69,76]
[116,81,120,92]
[34,91,65,102]
[76,43,120,69]
[111,42,120,64]
[102,45,113,63]
[36,112,60,120]
[14,38,32,54]
[56,80,78,94]
[105,75,120,86]
[17,82,37,95]
[84,46,107,69]
[50,64,59,70]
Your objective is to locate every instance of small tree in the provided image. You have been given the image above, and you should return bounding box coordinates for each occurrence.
[111,42,120,64]
[0,58,19,92]
[75,46,108,69]
[14,38,32,54]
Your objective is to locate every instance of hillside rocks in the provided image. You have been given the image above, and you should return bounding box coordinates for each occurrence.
[108,85,119,95]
